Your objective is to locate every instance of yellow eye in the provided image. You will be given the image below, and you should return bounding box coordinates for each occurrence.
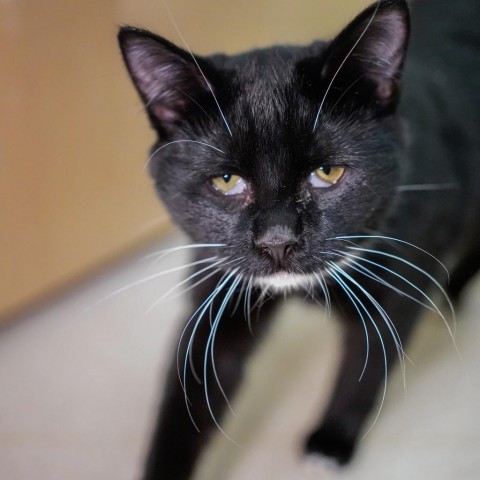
[211,174,247,195]
[309,166,345,188]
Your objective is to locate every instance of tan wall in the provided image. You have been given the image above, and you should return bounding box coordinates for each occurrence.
[0,0,370,320]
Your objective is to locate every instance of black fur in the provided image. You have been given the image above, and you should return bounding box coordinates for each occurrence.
[118,0,480,478]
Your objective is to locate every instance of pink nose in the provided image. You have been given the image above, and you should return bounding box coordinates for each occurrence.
[255,225,298,266]
[259,241,297,265]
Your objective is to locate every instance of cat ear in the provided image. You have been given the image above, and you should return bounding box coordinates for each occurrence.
[321,0,410,113]
[118,27,211,135]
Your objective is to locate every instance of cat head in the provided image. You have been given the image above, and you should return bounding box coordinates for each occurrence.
[118,0,410,290]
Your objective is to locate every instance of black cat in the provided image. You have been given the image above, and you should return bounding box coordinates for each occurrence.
[118,0,480,478]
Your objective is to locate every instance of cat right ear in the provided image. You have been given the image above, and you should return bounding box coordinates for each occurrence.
[118,27,211,135]
[318,0,410,115]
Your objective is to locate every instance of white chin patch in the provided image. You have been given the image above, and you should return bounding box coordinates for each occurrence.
[254,272,316,292]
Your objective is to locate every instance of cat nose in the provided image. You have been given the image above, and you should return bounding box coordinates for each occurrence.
[255,226,298,266]
[259,241,297,265]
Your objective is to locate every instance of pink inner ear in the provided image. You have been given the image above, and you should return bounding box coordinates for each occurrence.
[376,80,396,102]
[369,13,409,77]
[127,41,184,105]
[151,104,180,124]
[122,34,214,134]
[322,3,409,92]
[345,9,408,103]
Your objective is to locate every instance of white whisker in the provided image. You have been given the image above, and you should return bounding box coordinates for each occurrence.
[244,276,254,335]
[157,257,244,307]
[313,271,332,317]
[327,267,370,381]
[327,263,389,435]
[231,276,248,318]
[396,183,459,192]
[347,246,456,329]
[143,140,226,174]
[312,0,381,131]
[176,268,231,391]
[142,242,226,262]
[85,256,220,313]
[332,235,450,280]
[146,259,227,314]
[329,261,406,375]
[206,276,242,423]
[336,251,439,314]
[326,74,367,115]
[161,0,233,137]
[179,269,238,431]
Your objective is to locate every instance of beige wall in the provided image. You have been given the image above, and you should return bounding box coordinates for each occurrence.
[0,0,370,320]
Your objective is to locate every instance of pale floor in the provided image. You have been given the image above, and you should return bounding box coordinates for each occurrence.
[1,233,479,480]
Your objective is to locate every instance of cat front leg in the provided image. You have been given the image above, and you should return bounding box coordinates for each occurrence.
[144,270,279,480]
[304,272,428,465]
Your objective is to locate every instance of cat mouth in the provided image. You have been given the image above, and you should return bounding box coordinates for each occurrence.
[254,272,317,292]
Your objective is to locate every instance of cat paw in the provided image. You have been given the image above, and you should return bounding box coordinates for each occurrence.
[304,424,355,466]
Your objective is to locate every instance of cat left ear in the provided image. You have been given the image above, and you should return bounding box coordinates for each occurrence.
[118,27,212,136]
[321,0,410,113]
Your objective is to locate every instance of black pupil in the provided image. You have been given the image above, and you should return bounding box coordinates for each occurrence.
[321,166,332,175]
[223,174,232,183]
